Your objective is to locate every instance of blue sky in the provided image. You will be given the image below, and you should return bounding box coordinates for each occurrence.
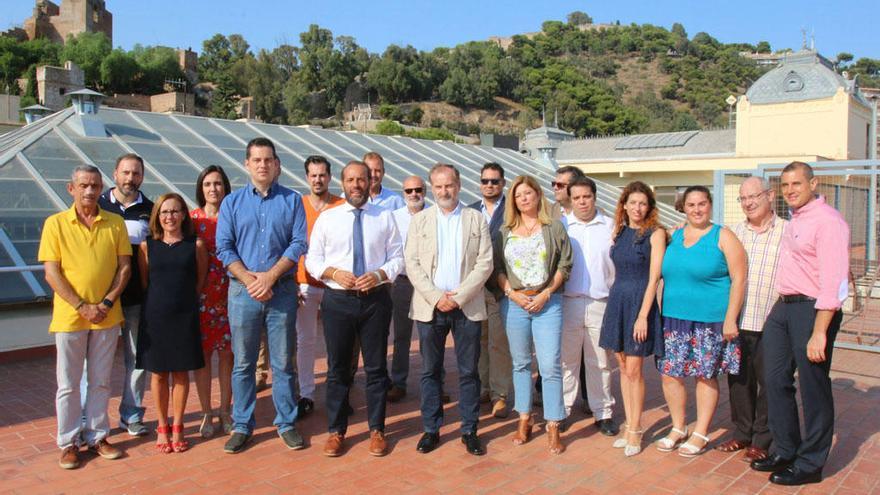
[3,0,878,60]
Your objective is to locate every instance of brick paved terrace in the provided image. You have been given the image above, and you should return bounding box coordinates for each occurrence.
[1,332,878,495]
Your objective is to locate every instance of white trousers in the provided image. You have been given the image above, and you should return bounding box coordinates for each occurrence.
[295,283,323,399]
[55,327,119,448]
[561,296,615,420]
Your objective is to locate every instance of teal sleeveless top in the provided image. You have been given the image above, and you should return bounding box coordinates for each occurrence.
[661,224,730,323]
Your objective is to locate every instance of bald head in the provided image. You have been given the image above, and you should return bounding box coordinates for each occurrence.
[738,175,775,225]
[402,175,426,212]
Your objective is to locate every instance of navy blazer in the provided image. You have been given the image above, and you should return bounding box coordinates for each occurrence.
[467,195,505,240]
[468,196,505,292]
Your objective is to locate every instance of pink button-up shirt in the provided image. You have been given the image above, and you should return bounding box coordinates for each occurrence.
[775,196,850,310]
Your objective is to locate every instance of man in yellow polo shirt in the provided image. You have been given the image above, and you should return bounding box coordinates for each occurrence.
[39,165,132,470]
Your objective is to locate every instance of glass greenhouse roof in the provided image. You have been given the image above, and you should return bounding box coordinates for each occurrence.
[0,106,682,305]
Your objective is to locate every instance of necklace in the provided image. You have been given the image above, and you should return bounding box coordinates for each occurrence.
[522,219,540,235]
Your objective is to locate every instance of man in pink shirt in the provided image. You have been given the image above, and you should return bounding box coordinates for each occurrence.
[751,162,850,486]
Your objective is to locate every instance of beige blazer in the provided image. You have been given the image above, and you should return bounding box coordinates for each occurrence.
[405,204,493,323]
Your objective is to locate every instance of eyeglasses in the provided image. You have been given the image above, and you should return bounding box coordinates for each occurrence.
[736,190,770,204]
[551,181,569,189]
[480,178,501,185]
[404,187,423,194]
[159,209,182,217]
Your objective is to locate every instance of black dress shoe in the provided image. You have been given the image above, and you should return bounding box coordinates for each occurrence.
[769,465,822,486]
[751,453,794,472]
[297,397,314,419]
[416,432,440,454]
[596,419,619,436]
[461,432,485,456]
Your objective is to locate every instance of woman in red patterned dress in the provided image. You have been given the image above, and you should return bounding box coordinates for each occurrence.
[191,165,234,437]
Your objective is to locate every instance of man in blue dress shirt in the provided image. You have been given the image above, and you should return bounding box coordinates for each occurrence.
[216,137,308,453]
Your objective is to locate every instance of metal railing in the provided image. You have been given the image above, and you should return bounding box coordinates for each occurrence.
[715,160,880,354]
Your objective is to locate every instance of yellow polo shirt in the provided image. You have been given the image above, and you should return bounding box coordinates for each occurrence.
[38,205,132,332]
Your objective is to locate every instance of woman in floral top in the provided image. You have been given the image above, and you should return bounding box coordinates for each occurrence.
[191,165,233,438]
[493,175,572,454]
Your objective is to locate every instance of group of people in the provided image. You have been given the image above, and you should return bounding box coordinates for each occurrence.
[41,136,849,487]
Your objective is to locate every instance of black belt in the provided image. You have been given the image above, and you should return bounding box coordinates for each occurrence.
[780,294,816,304]
[327,285,389,298]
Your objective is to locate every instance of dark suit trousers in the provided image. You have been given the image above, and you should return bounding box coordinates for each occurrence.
[321,287,392,435]
[417,309,482,434]
[763,300,841,472]
[727,330,771,449]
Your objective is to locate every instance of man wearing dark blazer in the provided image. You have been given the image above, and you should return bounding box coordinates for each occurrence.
[467,162,512,418]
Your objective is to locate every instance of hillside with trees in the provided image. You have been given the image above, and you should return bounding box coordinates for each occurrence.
[2,11,878,137]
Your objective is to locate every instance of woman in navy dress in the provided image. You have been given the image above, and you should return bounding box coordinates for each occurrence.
[137,193,208,453]
[599,181,666,457]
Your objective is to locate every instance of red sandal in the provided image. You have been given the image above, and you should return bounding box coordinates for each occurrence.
[171,424,189,453]
[156,425,172,454]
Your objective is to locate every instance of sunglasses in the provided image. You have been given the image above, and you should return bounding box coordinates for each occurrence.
[404,187,424,194]
[480,178,501,185]
[551,181,569,189]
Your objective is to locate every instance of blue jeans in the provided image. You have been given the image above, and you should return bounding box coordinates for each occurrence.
[119,305,147,424]
[228,278,298,435]
[501,293,565,421]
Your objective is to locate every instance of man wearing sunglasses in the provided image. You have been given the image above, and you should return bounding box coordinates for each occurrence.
[551,166,586,224]
[468,162,512,418]
[387,176,427,402]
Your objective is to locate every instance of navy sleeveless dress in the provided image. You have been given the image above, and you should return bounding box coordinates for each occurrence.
[136,237,205,372]
[599,226,663,357]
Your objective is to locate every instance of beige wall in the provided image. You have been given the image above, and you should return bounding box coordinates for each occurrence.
[736,88,872,160]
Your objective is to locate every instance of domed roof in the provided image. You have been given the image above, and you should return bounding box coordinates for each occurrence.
[745,50,869,108]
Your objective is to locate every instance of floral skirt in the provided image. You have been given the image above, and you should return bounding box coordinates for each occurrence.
[655,317,740,378]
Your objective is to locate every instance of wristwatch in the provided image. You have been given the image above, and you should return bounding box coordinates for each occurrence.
[101,298,113,308]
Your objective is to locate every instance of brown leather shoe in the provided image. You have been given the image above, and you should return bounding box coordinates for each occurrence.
[369,430,387,457]
[547,421,565,454]
[387,386,406,403]
[323,432,344,457]
[90,439,122,460]
[491,399,509,419]
[59,445,80,469]
[743,446,769,463]
[715,439,749,453]
[512,415,532,445]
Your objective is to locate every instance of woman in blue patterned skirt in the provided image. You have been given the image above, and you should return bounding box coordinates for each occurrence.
[656,186,746,457]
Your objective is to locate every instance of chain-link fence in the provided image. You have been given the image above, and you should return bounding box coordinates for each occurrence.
[715,160,880,353]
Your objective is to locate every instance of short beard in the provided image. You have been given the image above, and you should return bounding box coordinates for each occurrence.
[406,198,425,210]
[436,196,457,211]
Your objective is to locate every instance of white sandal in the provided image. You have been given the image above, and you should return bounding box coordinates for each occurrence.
[678,431,710,457]
[612,423,628,448]
[656,426,689,452]
[624,429,644,457]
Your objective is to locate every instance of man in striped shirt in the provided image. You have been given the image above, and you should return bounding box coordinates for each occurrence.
[716,176,786,463]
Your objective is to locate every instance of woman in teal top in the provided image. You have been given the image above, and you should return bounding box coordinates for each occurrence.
[655,186,746,458]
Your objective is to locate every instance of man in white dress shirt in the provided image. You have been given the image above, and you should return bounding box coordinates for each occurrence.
[387,176,426,402]
[306,160,404,458]
[561,176,618,436]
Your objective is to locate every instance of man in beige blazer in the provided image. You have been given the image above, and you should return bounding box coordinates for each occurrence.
[405,163,493,456]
